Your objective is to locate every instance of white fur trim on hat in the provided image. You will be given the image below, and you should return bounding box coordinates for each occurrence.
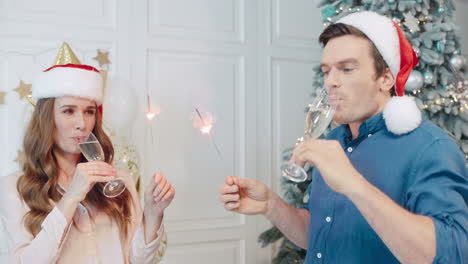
[383,96,421,135]
[337,11,400,79]
[32,66,103,105]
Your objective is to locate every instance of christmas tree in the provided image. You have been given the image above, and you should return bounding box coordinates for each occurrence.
[259,0,467,263]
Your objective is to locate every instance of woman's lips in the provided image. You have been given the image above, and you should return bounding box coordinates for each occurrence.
[72,136,87,144]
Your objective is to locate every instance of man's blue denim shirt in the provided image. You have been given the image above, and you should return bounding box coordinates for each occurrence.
[302,113,467,263]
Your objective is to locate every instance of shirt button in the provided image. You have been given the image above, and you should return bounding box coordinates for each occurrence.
[325,216,332,222]
[347,147,353,152]
[368,134,372,137]
[317,253,322,258]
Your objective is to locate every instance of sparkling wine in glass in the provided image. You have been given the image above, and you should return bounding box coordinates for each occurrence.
[281,90,336,182]
[79,132,126,198]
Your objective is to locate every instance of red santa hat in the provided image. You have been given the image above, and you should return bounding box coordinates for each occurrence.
[337,11,421,135]
[32,43,103,105]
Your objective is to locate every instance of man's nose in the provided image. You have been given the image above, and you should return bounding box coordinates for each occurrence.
[325,68,341,89]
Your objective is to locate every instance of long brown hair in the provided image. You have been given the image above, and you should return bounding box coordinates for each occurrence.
[17,98,133,241]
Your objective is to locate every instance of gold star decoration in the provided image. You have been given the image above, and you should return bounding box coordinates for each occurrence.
[93,49,111,68]
[14,149,26,166]
[14,80,32,100]
[0,91,5,104]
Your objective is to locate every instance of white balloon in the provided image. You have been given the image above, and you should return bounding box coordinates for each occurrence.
[102,78,137,133]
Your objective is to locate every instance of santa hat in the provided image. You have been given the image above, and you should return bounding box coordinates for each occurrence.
[336,11,421,135]
[32,43,103,105]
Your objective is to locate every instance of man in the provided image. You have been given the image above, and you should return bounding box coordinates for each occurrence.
[219,11,467,263]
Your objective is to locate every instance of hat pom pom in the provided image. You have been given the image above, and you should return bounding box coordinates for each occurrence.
[383,96,422,135]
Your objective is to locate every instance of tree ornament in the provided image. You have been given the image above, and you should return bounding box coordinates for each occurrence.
[406,70,424,91]
[450,55,466,70]
[321,6,336,20]
[403,12,420,32]
[423,71,434,84]
[436,40,445,53]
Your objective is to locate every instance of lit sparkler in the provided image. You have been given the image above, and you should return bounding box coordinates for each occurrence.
[194,108,222,159]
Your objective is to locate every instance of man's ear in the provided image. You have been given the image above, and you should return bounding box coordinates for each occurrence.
[380,68,395,94]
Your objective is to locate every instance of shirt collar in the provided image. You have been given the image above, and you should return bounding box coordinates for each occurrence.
[343,112,385,141]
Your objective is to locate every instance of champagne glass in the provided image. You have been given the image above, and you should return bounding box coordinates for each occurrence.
[281,90,336,182]
[79,132,126,198]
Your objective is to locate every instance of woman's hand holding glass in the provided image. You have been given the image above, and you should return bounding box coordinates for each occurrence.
[65,161,117,202]
[79,132,127,197]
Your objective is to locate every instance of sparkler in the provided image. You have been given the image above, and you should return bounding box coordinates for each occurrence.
[194,108,222,159]
[145,94,161,173]
[146,94,157,121]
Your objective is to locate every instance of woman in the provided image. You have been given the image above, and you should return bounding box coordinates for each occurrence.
[0,44,175,263]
